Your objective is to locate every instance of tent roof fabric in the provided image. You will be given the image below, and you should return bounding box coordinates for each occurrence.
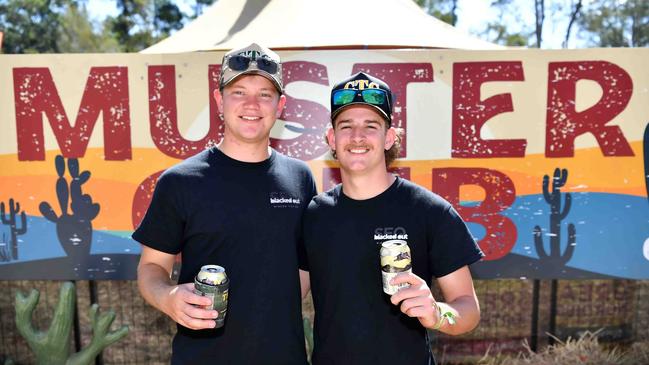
[143,0,502,53]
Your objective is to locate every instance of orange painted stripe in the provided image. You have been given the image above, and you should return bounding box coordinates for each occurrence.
[0,142,646,231]
[0,176,137,231]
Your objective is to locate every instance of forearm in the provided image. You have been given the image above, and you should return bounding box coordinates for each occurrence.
[137,262,176,315]
[299,270,311,299]
[430,295,480,336]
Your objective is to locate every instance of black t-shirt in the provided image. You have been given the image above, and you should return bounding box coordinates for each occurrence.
[301,177,483,365]
[133,147,316,365]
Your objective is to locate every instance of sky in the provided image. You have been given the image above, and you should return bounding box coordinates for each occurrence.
[85,0,587,49]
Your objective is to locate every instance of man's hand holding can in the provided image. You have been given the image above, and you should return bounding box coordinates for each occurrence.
[161,282,220,330]
[194,265,229,328]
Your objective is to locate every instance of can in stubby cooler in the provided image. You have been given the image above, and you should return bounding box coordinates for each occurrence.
[194,265,229,328]
[380,240,412,295]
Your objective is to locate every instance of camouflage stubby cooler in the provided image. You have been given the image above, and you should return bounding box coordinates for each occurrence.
[194,264,229,328]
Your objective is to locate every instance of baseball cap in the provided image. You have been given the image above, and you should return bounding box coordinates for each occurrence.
[330,72,393,125]
[219,43,283,93]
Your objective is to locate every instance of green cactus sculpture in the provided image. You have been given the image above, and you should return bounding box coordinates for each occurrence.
[15,282,129,365]
[1,198,27,261]
[303,317,314,363]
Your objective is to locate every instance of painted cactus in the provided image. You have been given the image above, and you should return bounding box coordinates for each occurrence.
[0,233,10,262]
[39,155,100,264]
[1,198,27,260]
[15,282,128,365]
[642,123,649,201]
[534,168,576,266]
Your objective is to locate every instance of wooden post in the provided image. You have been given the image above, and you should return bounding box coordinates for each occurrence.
[530,279,540,352]
[549,279,558,345]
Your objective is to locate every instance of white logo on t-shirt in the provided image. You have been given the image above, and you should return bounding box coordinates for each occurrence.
[374,226,409,241]
[269,192,301,208]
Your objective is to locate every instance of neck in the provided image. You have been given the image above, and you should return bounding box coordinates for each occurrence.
[218,136,271,162]
[340,169,395,200]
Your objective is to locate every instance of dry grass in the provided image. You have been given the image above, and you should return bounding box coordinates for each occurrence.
[474,331,649,365]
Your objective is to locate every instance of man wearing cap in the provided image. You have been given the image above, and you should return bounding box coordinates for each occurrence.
[299,72,483,364]
[134,43,315,364]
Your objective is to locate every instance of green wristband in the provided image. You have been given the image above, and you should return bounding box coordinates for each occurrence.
[432,303,456,330]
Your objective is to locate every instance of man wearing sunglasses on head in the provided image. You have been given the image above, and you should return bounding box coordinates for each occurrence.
[134,43,315,364]
[299,72,484,365]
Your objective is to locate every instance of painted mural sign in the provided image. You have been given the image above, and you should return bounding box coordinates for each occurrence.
[0,49,647,280]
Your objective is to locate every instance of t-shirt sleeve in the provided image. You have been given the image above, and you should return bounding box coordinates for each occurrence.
[428,204,484,278]
[305,165,317,200]
[131,170,185,254]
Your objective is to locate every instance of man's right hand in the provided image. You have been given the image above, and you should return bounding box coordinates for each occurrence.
[137,246,220,330]
[161,282,220,330]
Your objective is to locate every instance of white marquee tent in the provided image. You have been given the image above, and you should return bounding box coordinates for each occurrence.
[143,0,502,53]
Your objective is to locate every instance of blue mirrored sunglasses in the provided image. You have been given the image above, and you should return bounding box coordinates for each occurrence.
[332,88,387,106]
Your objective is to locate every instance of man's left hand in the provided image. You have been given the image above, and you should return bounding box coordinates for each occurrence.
[389,272,439,328]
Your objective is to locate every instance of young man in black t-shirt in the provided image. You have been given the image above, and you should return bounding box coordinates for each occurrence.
[300,72,484,365]
[134,43,315,365]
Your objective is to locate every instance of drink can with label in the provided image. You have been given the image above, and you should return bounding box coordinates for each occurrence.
[380,240,412,295]
[194,264,229,328]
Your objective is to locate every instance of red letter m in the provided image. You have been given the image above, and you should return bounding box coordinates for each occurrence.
[14,67,131,161]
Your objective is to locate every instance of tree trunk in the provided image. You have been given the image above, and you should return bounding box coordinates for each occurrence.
[451,0,458,26]
[535,0,545,48]
[563,0,583,48]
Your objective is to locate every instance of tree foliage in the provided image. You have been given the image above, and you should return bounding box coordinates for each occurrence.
[155,0,184,35]
[107,0,154,52]
[483,23,529,47]
[414,0,646,49]
[1,0,647,53]
[0,0,189,53]
[107,0,189,52]
[415,0,458,26]
[578,0,648,47]
[191,0,216,19]
[58,2,120,53]
[0,0,69,53]
[482,0,532,47]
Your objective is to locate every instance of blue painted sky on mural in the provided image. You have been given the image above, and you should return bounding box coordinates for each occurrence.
[466,193,649,279]
[2,192,647,279]
[0,216,141,263]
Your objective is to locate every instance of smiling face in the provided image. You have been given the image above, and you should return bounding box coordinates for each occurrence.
[327,105,396,176]
[214,74,286,146]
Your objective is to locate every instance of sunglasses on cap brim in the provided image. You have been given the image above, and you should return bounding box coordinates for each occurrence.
[332,88,387,107]
[227,55,279,75]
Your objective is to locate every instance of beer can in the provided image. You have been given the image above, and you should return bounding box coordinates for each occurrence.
[194,264,229,328]
[380,240,412,295]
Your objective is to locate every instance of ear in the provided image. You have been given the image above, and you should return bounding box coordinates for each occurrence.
[384,126,396,150]
[326,127,336,150]
[213,89,224,114]
[276,94,287,118]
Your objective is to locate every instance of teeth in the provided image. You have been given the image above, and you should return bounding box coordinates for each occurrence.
[350,148,369,154]
[241,116,260,121]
